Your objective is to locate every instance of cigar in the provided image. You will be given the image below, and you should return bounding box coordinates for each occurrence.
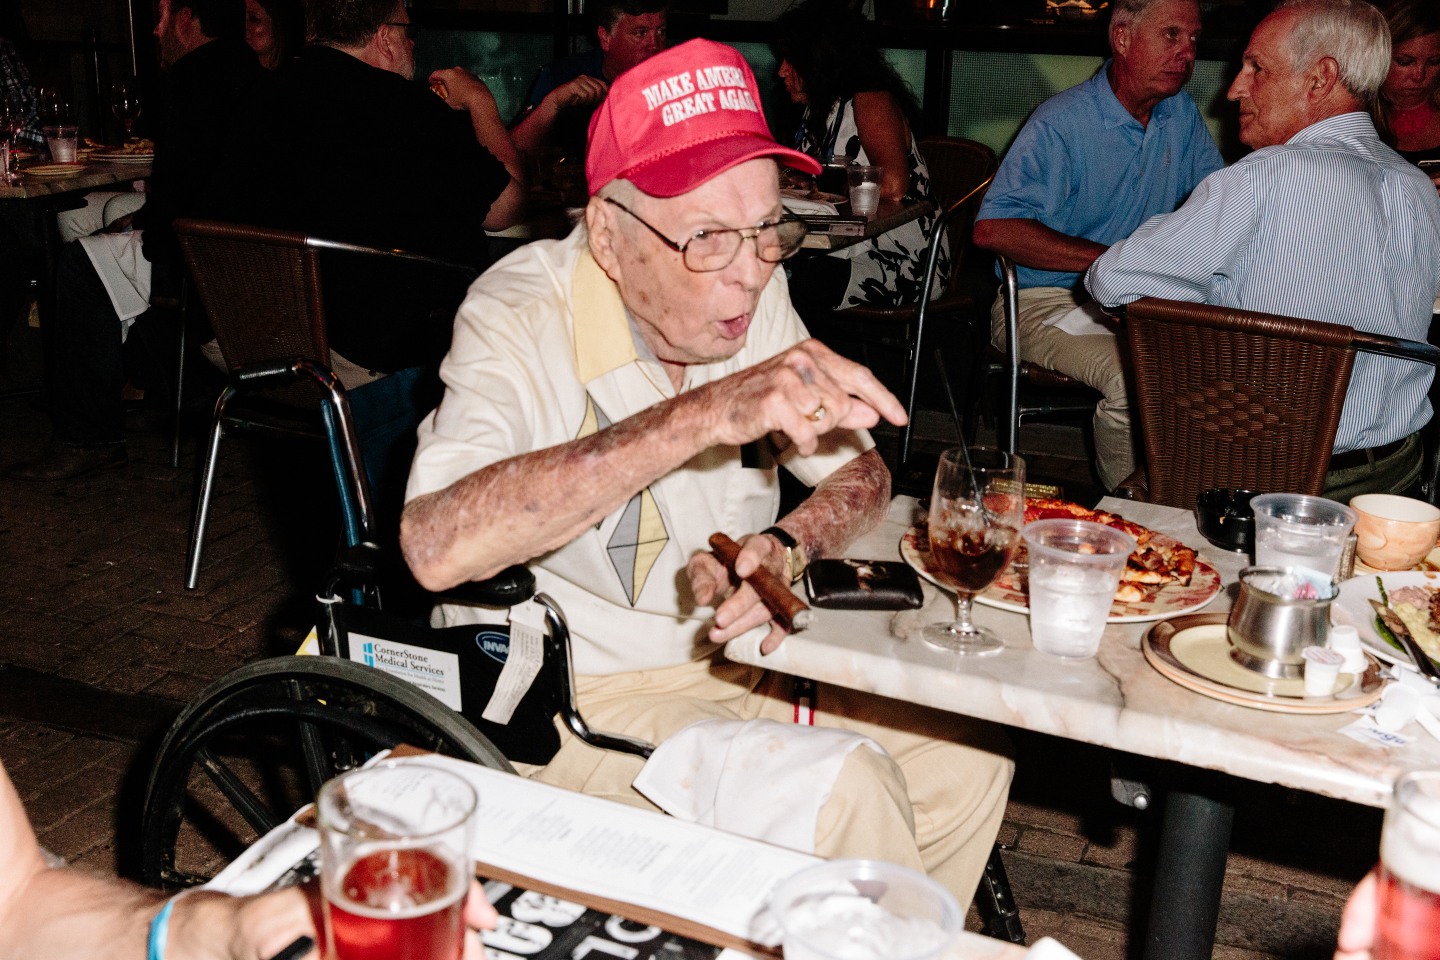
[709,532,813,634]
[430,79,448,100]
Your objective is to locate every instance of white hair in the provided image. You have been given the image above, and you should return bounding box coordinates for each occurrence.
[1277,0,1392,102]
[1110,0,1197,30]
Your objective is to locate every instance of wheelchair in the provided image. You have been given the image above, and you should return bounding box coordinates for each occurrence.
[138,376,1024,940]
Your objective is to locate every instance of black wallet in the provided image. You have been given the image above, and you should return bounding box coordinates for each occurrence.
[803,559,925,610]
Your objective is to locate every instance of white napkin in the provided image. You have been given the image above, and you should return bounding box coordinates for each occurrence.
[633,717,886,853]
[1047,301,1115,338]
[78,229,152,326]
[781,192,840,217]
[1025,937,1085,959]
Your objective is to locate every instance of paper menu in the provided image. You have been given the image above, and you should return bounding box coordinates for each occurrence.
[415,755,818,948]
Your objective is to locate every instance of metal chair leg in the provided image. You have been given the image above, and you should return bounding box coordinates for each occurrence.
[974,843,1025,943]
[170,281,188,469]
[185,387,233,590]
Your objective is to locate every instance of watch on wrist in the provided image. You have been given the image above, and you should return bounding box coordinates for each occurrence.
[762,525,807,582]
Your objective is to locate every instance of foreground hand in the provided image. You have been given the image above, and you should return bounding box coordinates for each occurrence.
[429,67,496,113]
[1334,870,1378,960]
[687,532,791,653]
[696,339,906,457]
[547,75,607,112]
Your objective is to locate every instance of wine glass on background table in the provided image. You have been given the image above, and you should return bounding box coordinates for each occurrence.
[110,79,142,141]
[37,87,77,162]
[922,446,1025,656]
[0,105,20,183]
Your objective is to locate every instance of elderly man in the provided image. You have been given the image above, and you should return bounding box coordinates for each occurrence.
[974,0,1223,491]
[8,0,262,481]
[401,38,1013,904]
[511,0,667,158]
[1087,0,1440,500]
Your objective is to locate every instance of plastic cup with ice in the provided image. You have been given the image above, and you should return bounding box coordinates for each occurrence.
[1250,493,1356,581]
[770,860,961,960]
[1022,519,1136,659]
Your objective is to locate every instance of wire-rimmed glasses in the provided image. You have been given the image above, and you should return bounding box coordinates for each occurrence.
[604,197,808,272]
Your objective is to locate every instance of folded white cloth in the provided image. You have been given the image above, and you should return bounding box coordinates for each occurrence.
[1047,301,1115,338]
[781,192,840,217]
[1025,936,1084,959]
[633,717,886,853]
[78,228,151,328]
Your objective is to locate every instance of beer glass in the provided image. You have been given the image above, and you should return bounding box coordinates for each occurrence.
[1375,770,1440,960]
[317,761,477,960]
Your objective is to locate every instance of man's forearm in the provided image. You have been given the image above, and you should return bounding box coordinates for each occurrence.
[773,448,891,563]
[402,391,713,591]
[973,217,1107,274]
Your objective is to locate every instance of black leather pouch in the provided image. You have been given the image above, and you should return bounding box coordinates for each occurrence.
[803,559,925,610]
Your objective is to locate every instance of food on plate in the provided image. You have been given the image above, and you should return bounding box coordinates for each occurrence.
[1382,583,1440,660]
[119,138,154,153]
[1022,498,1198,603]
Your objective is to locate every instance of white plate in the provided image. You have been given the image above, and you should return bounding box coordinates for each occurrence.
[1333,571,1440,671]
[25,163,86,178]
[900,526,1223,624]
[88,151,153,163]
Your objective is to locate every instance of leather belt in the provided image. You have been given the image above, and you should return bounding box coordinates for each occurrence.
[1327,436,1408,472]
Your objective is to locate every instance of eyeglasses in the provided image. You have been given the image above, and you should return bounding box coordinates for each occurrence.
[604,198,808,273]
[385,21,418,39]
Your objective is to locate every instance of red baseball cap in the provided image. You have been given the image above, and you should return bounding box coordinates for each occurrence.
[586,38,820,198]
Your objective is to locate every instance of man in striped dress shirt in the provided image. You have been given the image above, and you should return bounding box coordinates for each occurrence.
[1088,0,1440,500]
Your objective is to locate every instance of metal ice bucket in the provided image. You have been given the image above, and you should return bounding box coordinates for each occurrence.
[1226,566,1333,679]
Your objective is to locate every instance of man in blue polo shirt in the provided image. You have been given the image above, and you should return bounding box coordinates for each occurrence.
[974,0,1222,491]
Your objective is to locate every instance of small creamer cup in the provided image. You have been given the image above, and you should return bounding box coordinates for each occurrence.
[770,859,962,960]
[1022,519,1135,659]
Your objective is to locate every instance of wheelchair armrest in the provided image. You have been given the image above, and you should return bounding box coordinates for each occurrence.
[326,544,536,608]
[440,566,537,608]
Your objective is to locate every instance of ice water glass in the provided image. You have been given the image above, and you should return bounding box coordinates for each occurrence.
[847,164,882,217]
[770,859,962,960]
[1023,519,1135,659]
[317,761,476,960]
[1374,770,1440,959]
[1251,493,1356,580]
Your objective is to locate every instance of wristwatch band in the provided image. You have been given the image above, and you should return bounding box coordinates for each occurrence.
[761,525,807,582]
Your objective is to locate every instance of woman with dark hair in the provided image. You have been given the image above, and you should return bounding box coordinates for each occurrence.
[245,0,305,70]
[773,0,947,318]
[1374,0,1440,177]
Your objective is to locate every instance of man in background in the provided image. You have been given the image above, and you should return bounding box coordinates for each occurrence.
[8,0,261,481]
[1087,0,1440,500]
[973,0,1222,491]
[510,0,668,159]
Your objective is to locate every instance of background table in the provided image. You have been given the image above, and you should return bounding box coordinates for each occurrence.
[725,497,1439,959]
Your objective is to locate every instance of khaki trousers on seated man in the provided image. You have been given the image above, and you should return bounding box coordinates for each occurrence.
[991,286,1138,492]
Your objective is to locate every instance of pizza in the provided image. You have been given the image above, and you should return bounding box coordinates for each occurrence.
[1022,498,1198,603]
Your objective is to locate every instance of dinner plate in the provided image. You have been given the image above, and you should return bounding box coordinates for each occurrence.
[1332,571,1440,671]
[88,150,154,163]
[25,163,86,178]
[1143,614,1385,713]
[900,526,1222,623]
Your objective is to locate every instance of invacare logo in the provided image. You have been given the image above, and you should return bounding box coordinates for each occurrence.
[476,630,510,665]
[362,641,374,667]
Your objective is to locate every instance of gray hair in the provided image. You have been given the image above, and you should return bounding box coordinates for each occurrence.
[1110,0,1196,31]
[1277,0,1392,102]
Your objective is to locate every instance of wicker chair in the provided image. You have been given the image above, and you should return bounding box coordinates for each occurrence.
[173,218,477,589]
[1122,296,1440,508]
[818,136,997,491]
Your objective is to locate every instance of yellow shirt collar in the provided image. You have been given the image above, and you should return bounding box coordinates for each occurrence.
[573,247,638,384]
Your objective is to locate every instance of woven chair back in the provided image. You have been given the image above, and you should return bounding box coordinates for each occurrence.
[917,136,997,297]
[174,218,328,372]
[1125,297,1357,508]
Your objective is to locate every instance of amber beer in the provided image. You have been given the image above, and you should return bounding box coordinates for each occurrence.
[317,762,477,960]
[325,847,468,960]
[1375,771,1440,960]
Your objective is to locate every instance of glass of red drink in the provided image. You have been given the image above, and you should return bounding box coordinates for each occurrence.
[317,761,477,960]
[1375,770,1440,960]
[921,446,1025,656]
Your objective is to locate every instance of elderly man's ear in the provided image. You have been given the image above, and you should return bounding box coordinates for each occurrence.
[586,195,623,276]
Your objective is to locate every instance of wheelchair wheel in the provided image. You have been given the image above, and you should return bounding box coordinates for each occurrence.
[139,655,512,889]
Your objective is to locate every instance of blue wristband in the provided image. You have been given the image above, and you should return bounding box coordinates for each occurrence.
[147,896,178,960]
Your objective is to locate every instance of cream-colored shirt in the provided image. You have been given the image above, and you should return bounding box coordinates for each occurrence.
[407,225,873,676]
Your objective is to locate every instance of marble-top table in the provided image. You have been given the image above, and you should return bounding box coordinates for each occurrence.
[726,496,1435,959]
[0,158,152,200]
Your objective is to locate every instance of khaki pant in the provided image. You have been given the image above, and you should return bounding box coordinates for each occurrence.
[1323,432,1424,502]
[991,287,1137,490]
[516,656,1014,906]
